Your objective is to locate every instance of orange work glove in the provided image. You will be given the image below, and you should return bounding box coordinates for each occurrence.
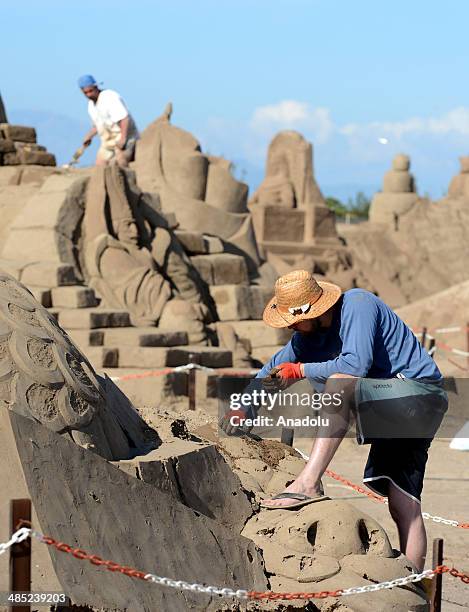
[277,362,304,380]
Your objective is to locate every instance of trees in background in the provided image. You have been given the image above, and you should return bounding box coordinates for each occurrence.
[325,191,371,221]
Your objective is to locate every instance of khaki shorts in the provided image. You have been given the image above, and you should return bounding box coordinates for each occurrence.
[97,137,137,166]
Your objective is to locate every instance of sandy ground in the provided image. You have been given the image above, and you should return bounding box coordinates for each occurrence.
[294,436,469,610]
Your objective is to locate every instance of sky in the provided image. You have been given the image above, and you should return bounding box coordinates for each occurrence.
[2,0,469,201]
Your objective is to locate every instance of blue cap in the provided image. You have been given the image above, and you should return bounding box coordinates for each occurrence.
[78,74,98,89]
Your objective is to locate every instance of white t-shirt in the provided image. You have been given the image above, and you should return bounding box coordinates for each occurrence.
[88,89,139,140]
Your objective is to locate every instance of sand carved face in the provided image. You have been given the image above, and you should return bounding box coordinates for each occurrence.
[115,218,139,246]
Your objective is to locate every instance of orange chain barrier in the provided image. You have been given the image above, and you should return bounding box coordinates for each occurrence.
[434,565,469,584]
[3,528,467,601]
[324,469,387,503]
[34,534,469,597]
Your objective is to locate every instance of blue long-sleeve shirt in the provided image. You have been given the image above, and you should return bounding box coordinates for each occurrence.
[256,289,441,385]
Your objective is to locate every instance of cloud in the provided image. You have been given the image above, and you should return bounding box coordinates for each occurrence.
[199,102,469,198]
[341,106,469,140]
[250,100,334,145]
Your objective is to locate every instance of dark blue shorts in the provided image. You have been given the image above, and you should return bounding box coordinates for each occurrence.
[355,378,448,503]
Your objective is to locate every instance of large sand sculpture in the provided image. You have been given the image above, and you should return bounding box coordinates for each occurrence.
[248,131,348,276]
[0,93,55,168]
[0,274,429,611]
[341,152,469,307]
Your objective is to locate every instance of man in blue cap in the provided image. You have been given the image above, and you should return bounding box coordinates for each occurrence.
[78,75,139,168]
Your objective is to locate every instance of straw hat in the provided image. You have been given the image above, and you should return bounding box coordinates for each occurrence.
[263,270,342,329]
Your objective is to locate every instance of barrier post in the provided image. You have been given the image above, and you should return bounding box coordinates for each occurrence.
[428,337,436,358]
[430,538,444,612]
[421,326,427,349]
[188,353,199,411]
[9,498,32,612]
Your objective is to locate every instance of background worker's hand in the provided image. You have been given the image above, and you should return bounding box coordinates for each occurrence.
[83,137,92,147]
[219,409,253,436]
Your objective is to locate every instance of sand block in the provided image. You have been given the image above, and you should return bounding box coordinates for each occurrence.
[229,320,291,348]
[28,285,52,307]
[51,285,98,308]
[203,234,224,253]
[117,347,168,368]
[191,253,248,285]
[21,262,79,287]
[167,345,232,368]
[174,230,207,254]
[66,329,105,351]
[107,368,188,403]
[0,138,15,153]
[85,346,119,369]
[0,123,36,143]
[103,327,188,347]
[119,440,253,531]
[211,253,249,285]
[190,254,212,283]
[58,307,131,329]
[18,150,56,166]
[2,228,71,261]
[18,165,57,185]
[210,284,268,320]
[210,284,251,320]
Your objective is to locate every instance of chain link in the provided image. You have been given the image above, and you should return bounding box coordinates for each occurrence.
[1,525,467,602]
[341,569,435,596]
[0,527,31,556]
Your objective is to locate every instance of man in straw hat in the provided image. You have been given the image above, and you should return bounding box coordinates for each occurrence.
[220,270,447,570]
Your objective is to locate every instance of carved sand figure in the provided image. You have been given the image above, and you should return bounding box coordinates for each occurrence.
[447,156,469,199]
[249,131,324,209]
[0,270,154,460]
[134,104,261,273]
[369,153,419,228]
[82,164,212,340]
[248,131,343,278]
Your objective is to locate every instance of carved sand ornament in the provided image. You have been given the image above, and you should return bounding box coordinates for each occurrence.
[0,272,139,459]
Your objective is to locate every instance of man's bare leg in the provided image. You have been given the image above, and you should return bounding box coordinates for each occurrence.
[262,373,357,508]
[388,483,427,571]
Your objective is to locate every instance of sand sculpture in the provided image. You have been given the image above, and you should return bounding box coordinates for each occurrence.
[341,152,469,307]
[0,270,158,461]
[447,156,469,199]
[368,154,419,228]
[248,131,343,274]
[0,274,428,610]
[134,104,261,273]
[82,164,212,342]
[0,94,56,167]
